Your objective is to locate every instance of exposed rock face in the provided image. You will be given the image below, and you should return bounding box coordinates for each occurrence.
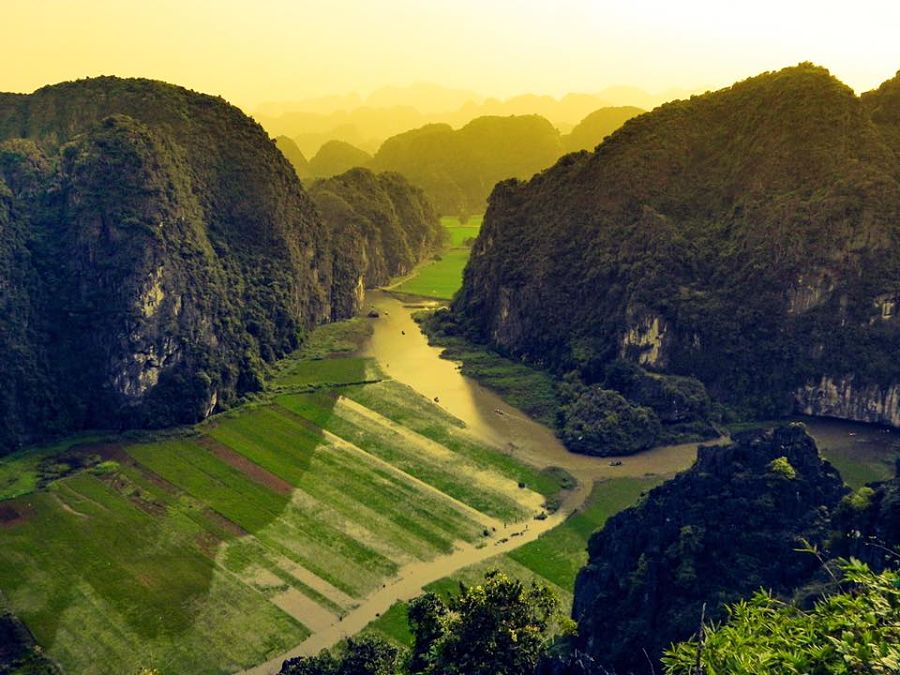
[0,77,439,454]
[619,313,669,367]
[795,376,900,427]
[571,425,847,674]
[453,65,900,424]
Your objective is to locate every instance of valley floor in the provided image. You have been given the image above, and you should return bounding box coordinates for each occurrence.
[1,219,895,675]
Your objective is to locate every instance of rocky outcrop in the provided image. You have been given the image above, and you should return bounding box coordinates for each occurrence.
[619,313,669,367]
[308,167,443,316]
[795,376,900,427]
[453,64,900,423]
[0,77,432,454]
[571,425,848,674]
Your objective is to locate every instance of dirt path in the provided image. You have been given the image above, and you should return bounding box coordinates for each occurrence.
[239,480,586,675]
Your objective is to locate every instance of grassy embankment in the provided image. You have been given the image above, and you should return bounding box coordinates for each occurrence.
[393,215,482,299]
[0,318,567,674]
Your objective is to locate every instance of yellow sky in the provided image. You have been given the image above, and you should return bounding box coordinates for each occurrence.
[1,0,898,110]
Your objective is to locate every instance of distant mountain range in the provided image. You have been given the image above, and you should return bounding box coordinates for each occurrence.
[254,82,692,155]
[276,107,645,213]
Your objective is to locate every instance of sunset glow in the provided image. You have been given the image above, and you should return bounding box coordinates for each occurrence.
[2,0,898,109]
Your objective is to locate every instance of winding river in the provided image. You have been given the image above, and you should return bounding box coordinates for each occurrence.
[243,290,896,673]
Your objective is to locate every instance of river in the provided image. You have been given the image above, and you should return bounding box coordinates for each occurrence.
[242,291,896,673]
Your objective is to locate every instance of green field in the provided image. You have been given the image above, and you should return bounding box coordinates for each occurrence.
[392,215,482,299]
[441,215,483,247]
[363,476,661,647]
[0,320,557,674]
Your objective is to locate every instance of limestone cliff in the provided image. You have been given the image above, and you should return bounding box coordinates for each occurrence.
[795,376,900,427]
[453,64,900,424]
[308,167,443,317]
[0,77,437,454]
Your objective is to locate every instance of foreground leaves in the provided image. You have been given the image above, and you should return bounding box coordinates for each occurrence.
[663,559,900,674]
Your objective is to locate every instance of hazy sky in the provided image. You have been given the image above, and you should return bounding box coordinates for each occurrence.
[2,0,898,110]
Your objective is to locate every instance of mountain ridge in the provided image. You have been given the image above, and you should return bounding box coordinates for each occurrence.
[451,63,900,429]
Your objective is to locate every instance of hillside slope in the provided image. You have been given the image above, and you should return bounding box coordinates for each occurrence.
[308,139,373,178]
[309,168,443,316]
[371,115,564,215]
[0,77,437,454]
[572,425,847,673]
[453,64,900,425]
[562,105,645,152]
[274,135,312,181]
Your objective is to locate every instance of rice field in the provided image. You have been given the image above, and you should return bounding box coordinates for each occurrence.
[392,215,482,299]
[0,330,557,674]
[363,476,662,647]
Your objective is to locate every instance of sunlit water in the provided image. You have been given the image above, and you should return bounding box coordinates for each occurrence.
[361,290,898,486]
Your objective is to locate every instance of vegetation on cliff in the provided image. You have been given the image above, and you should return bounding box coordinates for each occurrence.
[371,115,564,215]
[281,570,569,675]
[308,167,444,316]
[663,559,900,674]
[452,64,900,427]
[571,425,848,673]
[562,106,644,153]
[275,135,313,181]
[0,77,440,455]
[309,139,373,178]
[421,309,718,455]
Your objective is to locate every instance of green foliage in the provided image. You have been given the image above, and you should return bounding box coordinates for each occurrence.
[408,570,570,675]
[309,167,443,314]
[571,425,849,673]
[0,77,335,453]
[559,386,661,456]
[768,455,798,480]
[275,135,312,181]
[295,318,374,359]
[453,64,900,422]
[280,636,403,675]
[563,106,645,152]
[663,560,900,674]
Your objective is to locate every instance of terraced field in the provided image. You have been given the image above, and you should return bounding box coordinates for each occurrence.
[363,476,662,647]
[0,324,560,674]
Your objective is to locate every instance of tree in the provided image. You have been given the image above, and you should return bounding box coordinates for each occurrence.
[408,570,571,675]
[280,636,402,675]
[559,386,661,456]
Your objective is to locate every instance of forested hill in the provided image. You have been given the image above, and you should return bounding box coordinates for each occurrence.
[370,115,564,215]
[563,105,645,152]
[275,135,312,181]
[0,77,437,454]
[453,64,900,426]
[308,167,444,316]
[571,425,848,674]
